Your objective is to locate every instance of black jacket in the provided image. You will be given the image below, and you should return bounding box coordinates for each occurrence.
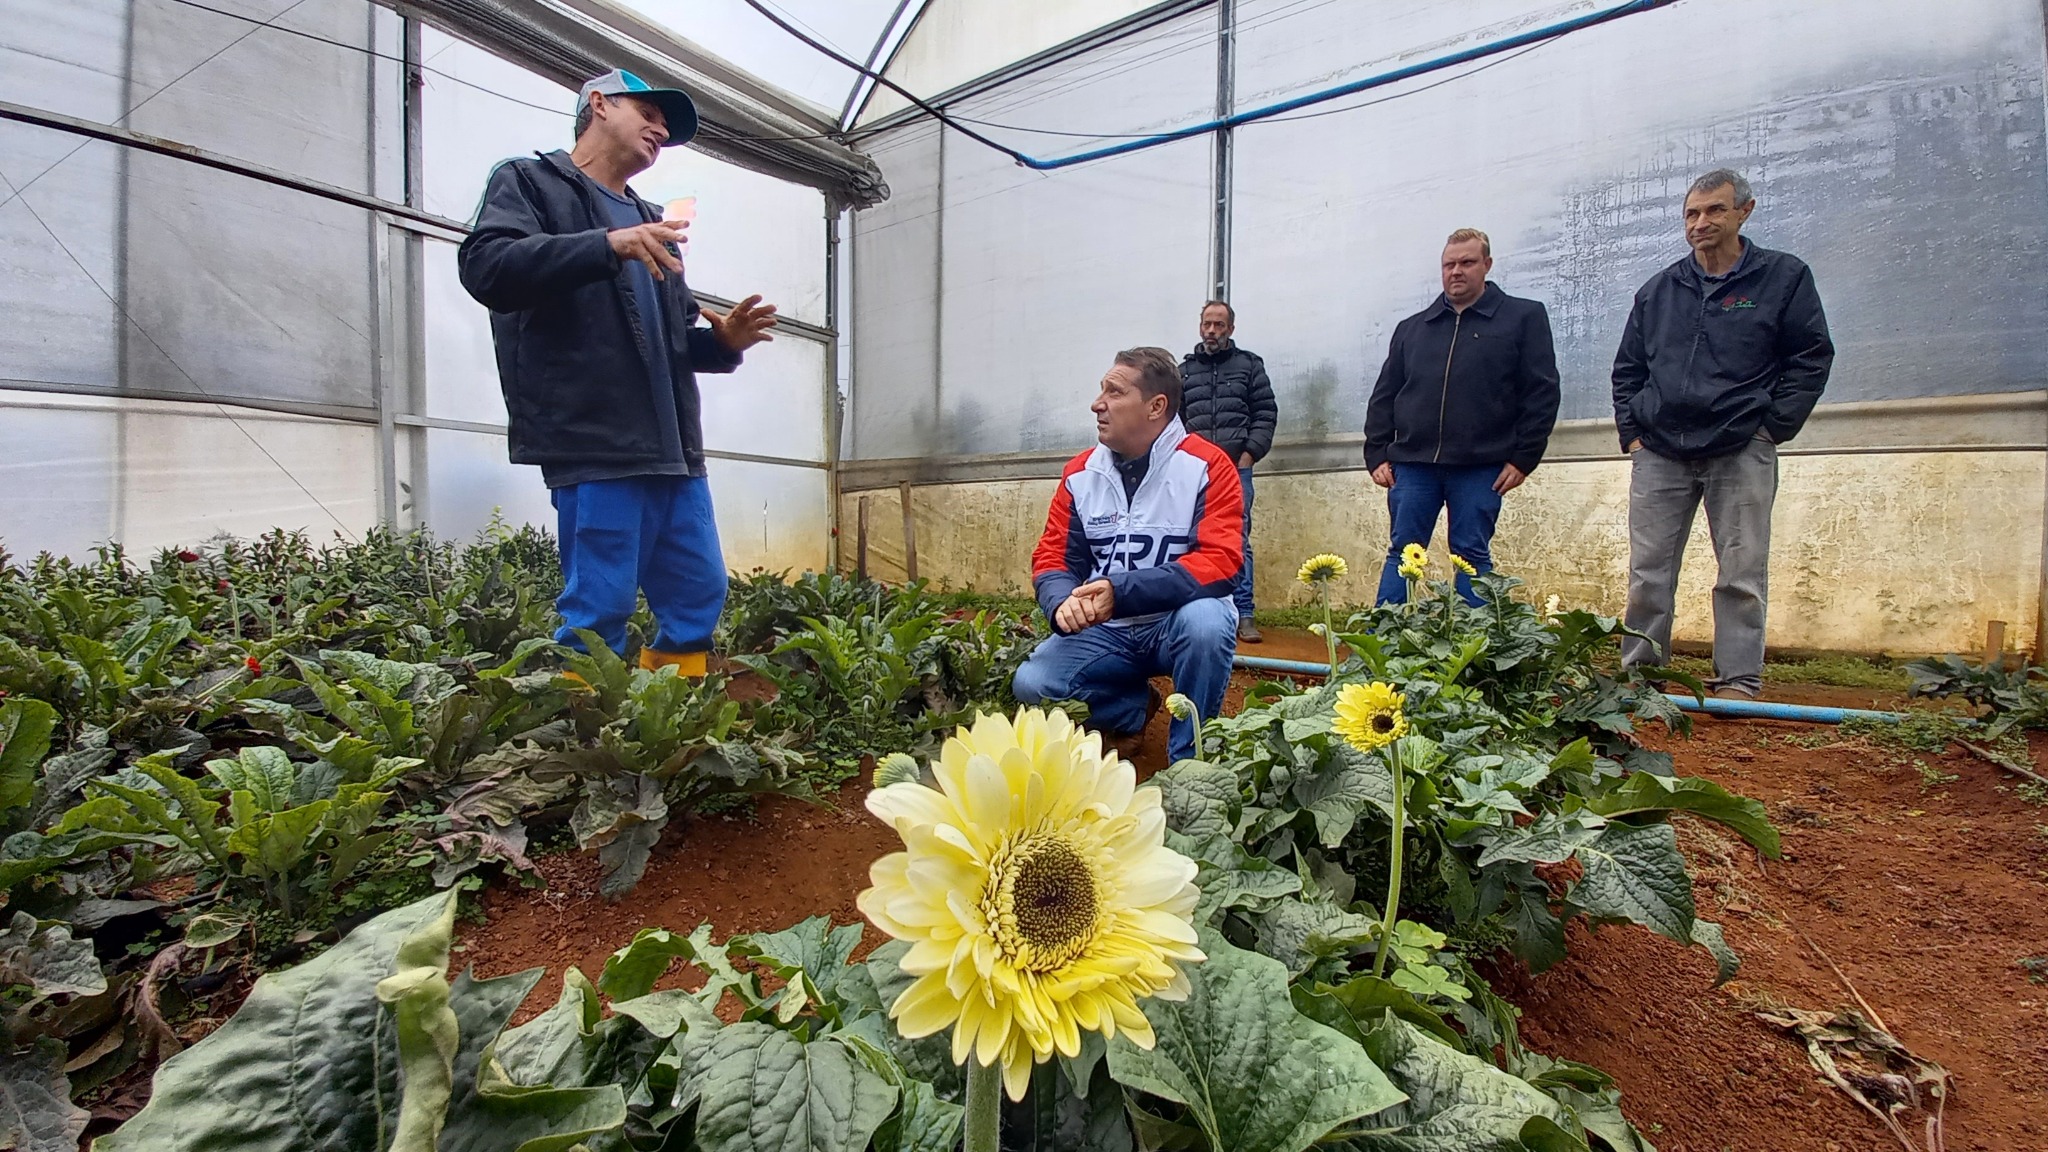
[1363,283,1561,474]
[456,150,741,475]
[1612,242,1833,461]
[1179,344,1277,464]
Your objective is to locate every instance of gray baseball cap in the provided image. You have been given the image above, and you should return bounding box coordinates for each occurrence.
[577,69,699,147]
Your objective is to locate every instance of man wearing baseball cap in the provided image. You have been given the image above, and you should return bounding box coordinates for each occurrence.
[459,69,779,676]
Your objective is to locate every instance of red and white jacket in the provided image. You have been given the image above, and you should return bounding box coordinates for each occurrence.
[1031,419,1244,632]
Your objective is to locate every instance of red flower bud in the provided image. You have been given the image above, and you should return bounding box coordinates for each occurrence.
[245,656,262,674]
[217,579,230,592]
[177,550,200,563]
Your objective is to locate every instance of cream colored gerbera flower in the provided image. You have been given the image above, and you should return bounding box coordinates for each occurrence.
[857,708,1204,1101]
[1297,553,1349,585]
[1450,554,1477,577]
[1333,682,1408,751]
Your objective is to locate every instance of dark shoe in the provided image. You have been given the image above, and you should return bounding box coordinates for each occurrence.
[1237,620,1263,644]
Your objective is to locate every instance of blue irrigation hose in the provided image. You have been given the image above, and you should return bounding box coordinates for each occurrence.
[1230,653,1906,724]
[1017,0,1681,170]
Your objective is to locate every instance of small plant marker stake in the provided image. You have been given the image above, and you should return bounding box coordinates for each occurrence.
[898,481,918,583]
[856,494,870,580]
[1984,619,2006,668]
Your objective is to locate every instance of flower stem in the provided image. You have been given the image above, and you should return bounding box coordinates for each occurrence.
[964,1059,1001,1152]
[1319,586,1338,674]
[1371,742,1406,979]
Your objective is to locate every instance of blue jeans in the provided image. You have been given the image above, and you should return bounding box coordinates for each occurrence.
[1011,598,1238,763]
[552,474,728,656]
[1375,462,1503,607]
[1234,467,1256,619]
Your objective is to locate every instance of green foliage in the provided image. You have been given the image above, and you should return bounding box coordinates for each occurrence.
[1905,654,2048,737]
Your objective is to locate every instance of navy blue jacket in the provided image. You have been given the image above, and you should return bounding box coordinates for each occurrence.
[457,150,741,476]
[1612,242,1834,460]
[1364,282,1561,475]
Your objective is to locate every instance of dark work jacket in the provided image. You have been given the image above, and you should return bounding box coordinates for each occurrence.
[1611,241,1834,460]
[456,150,742,476]
[1363,282,1561,474]
[1178,343,1277,464]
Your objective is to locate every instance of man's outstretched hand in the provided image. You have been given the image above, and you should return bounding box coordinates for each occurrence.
[705,294,779,354]
[607,220,688,281]
[1054,579,1115,633]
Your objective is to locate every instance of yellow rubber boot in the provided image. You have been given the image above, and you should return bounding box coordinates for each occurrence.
[638,647,709,678]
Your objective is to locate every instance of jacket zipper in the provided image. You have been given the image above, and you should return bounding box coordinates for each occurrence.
[1434,312,1462,463]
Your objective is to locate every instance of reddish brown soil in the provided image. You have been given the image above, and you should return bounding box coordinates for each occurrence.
[459,633,2048,1151]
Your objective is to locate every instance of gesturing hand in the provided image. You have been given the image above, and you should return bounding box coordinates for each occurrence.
[607,219,689,281]
[1492,463,1527,494]
[704,294,779,355]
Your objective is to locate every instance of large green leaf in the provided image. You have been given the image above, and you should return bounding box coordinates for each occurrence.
[205,746,301,814]
[493,967,668,1104]
[1254,897,1380,978]
[1337,1017,1572,1151]
[1290,975,1465,1052]
[1566,822,1694,943]
[95,893,453,1150]
[842,941,960,1096]
[0,912,106,998]
[1153,761,1242,841]
[97,892,627,1152]
[679,1023,898,1152]
[0,698,57,816]
[1585,773,1780,858]
[838,1034,963,1152]
[571,772,670,899]
[1290,743,1397,847]
[2,1037,88,1152]
[738,916,866,1008]
[1107,932,1405,1152]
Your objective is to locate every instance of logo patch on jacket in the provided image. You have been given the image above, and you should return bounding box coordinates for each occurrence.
[1720,296,1757,311]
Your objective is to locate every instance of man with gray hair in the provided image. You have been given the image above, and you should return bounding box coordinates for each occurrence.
[1611,169,1834,698]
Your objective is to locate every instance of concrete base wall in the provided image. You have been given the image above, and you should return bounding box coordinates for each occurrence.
[839,451,2045,658]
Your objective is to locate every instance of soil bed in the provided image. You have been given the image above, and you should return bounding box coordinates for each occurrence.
[460,632,2048,1152]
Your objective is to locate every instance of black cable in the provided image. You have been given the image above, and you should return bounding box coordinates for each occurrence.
[154,0,852,142]
[737,0,1032,164]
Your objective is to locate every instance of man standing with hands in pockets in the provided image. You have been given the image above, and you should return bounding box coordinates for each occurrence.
[460,69,780,677]
[1364,228,1561,606]
[1612,169,1833,699]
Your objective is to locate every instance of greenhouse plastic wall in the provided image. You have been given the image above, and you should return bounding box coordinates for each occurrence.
[0,2,838,576]
[841,0,2048,655]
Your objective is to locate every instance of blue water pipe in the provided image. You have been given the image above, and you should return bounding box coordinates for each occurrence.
[1230,653,1905,725]
[1016,0,1681,170]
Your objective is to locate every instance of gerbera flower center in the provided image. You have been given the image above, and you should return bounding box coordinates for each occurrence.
[1371,714,1395,734]
[985,834,1100,973]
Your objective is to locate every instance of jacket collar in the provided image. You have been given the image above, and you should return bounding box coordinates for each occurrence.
[1667,238,1766,290]
[1088,417,1188,479]
[1422,280,1503,321]
[538,149,651,218]
[1186,339,1237,362]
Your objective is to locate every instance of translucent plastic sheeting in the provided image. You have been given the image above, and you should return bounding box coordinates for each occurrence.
[420,29,830,325]
[1228,0,2048,438]
[856,0,1162,126]
[422,427,556,542]
[848,8,1216,460]
[846,123,940,460]
[698,335,829,462]
[0,393,378,559]
[706,458,831,575]
[423,237,507,424]
[0,120,380,412]
[1,0,400,197]
[614,0,897,116]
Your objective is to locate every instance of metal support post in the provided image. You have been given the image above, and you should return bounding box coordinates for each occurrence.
[1210,0,1235,302]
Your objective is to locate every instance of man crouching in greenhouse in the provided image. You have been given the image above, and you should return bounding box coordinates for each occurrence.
[457,69,779,675]
[1012,346,1245,763]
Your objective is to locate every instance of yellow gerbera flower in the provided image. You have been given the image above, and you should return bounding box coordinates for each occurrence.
[857,708,1204,1101]
[1296,553,1349,585]
[1397,543,1429,581]
[1333,682,1408,751]
[1450,554,1477,577]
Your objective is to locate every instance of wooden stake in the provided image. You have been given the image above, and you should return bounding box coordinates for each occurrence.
[898,481,918,583]
[856,495,870,580]
[1985,619,2007,669]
